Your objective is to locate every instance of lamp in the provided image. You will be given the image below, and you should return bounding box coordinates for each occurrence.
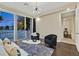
[36,17,40,21]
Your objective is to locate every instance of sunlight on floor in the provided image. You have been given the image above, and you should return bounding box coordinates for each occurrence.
[60,38,76,45]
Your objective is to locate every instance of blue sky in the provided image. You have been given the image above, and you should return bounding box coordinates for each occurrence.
[0,11,14,26]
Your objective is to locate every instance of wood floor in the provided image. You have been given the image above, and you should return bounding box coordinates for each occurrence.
[52,42,79,56]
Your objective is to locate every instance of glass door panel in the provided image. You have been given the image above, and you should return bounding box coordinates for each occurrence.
[0,11,14,41]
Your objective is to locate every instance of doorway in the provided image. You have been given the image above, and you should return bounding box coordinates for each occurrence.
[61,10,75,45]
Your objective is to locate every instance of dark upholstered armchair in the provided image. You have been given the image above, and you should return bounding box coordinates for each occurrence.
[44,34,57,49]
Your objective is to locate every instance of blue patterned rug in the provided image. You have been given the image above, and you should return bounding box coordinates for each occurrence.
[18,41,54,56]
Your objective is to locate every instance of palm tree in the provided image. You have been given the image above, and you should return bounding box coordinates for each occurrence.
[17,16,24,30]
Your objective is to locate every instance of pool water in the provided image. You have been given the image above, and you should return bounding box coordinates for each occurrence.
[0,30,26,41]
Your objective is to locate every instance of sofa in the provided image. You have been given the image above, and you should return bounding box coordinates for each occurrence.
[0,39,8,56]
[0,38,29,56]
[44,34,57,49]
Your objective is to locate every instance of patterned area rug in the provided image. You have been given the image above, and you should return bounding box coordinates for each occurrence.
[18,41,54,56]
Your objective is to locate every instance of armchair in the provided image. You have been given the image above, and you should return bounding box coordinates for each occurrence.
[44,34,57,49]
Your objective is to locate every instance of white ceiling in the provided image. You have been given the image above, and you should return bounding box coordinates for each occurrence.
[0,2,71,17]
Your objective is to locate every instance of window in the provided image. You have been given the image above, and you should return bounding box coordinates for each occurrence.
[16,15,25,40]
[0,11,14,41]
[0,10,32,41]
[26,17,32,39]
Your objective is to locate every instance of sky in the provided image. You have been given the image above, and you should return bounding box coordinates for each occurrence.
[0,11,14,26]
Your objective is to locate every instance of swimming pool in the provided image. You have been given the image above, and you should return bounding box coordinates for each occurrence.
[0,30,26,41]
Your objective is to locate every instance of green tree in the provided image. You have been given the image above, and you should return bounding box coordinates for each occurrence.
[17,16,24,30]
[0,16,3,21]
[5,25,9,30]
[0,26,3,30]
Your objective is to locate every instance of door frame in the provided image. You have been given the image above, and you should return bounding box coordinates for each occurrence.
[59,9,76,43]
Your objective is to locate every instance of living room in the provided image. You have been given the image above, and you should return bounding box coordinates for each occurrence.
[0,1,79,56]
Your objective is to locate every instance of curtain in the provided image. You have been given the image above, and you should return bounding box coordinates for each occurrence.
[33,18,36,32]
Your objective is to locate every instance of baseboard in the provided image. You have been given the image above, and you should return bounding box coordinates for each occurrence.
[57,39,61,42]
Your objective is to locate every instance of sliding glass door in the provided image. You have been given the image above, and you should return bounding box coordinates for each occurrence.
[0,11,14,41]
[16,15,25,41]
[0,10,32,41]
[26,17,32,39]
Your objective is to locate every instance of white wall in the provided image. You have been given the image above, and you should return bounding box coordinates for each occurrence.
[75,3,79,52]
[36,3,76,42]
[36,13,63,42]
